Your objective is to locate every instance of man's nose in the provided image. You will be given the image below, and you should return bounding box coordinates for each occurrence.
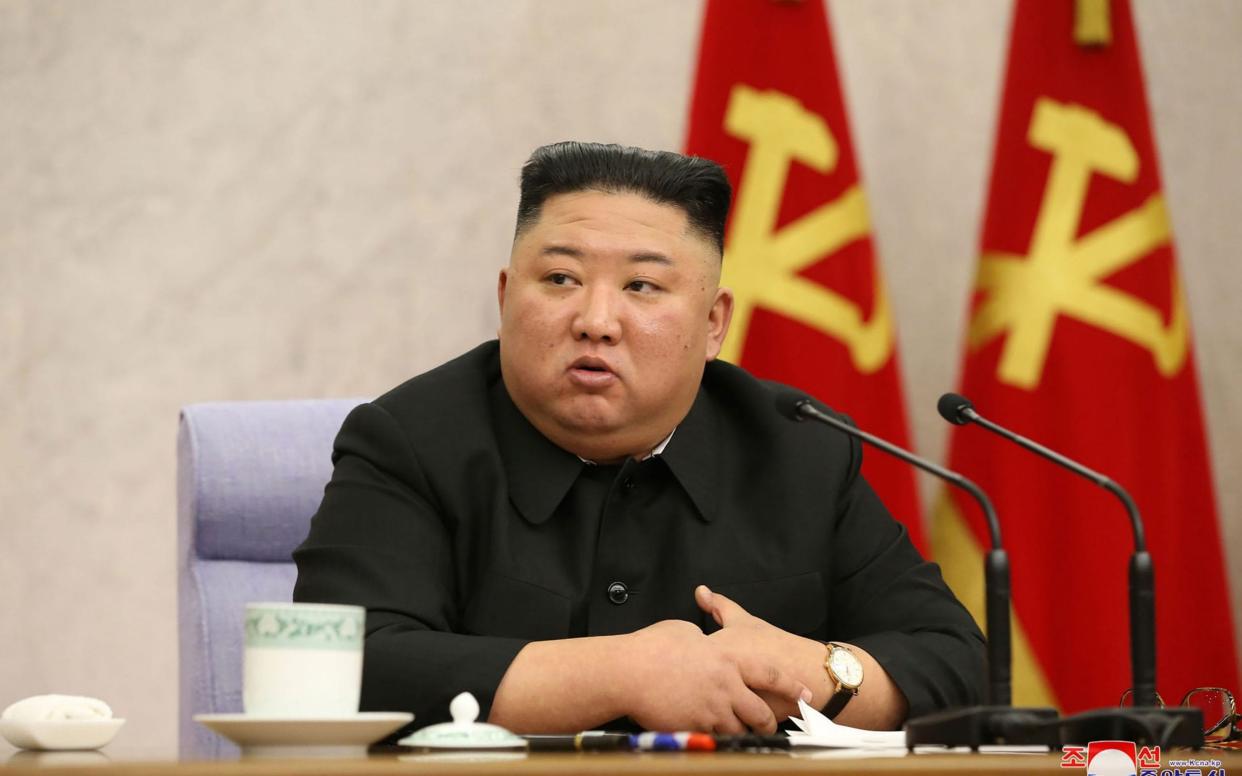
[573,286,622,343]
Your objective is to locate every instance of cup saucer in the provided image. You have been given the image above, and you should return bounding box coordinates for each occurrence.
[193,712,413,757]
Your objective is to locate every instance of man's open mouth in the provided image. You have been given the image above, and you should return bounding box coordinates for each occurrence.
[568,357,618,387]
[570,357,614,374]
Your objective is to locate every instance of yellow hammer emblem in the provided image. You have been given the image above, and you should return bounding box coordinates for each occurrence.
[719,85,893,372]
[970,98,1188,389]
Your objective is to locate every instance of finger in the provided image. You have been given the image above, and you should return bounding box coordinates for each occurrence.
[739,658,812,706]
[699,586,751,628]
[756,689,803,724]
[729,682,778,734]
[709,699,751,735]
[694,584,721,625]
[714,716,749,736]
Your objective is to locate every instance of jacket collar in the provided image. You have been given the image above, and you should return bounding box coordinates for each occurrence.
[491,379,585,525]
[657,386,718,523]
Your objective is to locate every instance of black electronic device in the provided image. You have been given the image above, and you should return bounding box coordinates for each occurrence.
[937,393,1202,749]
[773,389,1059,749]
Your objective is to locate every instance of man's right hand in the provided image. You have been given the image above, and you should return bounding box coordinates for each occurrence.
[618,619,811,734]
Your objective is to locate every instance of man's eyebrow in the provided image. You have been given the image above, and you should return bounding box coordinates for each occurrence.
[540,245,674,266]
[629,252,674,266]
[542,244,584,259]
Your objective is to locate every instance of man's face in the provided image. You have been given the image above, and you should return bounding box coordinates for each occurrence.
[498,190,733,462]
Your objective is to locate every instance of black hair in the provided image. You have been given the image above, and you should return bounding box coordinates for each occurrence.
[514,141,732,254]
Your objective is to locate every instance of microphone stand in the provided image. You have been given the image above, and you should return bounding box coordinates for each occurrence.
[785,397,1059,750]
[939,394,1203,749]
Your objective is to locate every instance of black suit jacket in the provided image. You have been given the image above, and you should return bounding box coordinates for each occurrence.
[293,341,984,729]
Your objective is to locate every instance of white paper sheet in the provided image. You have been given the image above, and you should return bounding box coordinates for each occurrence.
[784,699,907,749]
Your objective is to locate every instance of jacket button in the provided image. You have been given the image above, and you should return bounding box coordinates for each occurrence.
[606,581,629,605]
[623,477,636,492]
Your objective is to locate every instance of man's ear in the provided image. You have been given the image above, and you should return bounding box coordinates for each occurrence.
[705,286,734,361]
[496,268,509,339]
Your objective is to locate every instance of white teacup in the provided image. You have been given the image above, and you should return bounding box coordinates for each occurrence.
[242,602,365,717]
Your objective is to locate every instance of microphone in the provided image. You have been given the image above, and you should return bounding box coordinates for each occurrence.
[774,388,1058,749]
[938,392,1202,747]
[938,393,1147,552]
[775,391,1004,585]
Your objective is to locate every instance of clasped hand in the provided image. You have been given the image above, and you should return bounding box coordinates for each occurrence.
[620,585,822,734]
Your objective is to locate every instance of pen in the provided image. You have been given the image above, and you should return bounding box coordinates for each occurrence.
[522,731,793,753]
[629,732,791,751]
[523,732,633,752]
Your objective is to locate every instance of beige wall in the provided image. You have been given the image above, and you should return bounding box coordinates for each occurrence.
[2,0,1238,755]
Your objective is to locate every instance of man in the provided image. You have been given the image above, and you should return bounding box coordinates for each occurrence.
[293,142,984,735]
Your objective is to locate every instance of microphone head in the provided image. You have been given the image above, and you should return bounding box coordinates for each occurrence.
[937,392,975,425]
[772,386,812,422]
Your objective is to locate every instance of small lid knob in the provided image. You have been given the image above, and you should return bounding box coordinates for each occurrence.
[449,692,479,725]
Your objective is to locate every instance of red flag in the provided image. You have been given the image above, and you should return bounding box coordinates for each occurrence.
[934,0,1238,712]
[685,0,926,551]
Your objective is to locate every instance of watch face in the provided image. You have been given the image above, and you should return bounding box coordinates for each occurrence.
[829,647,863,688]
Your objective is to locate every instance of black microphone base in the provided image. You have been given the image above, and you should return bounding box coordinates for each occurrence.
[1058,706,1203,749]
[904,706,1059,750]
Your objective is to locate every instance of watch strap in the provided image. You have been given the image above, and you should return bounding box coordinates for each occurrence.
[822,685,854,719]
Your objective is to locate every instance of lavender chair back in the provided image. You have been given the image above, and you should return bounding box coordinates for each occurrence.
[176,398,365,758]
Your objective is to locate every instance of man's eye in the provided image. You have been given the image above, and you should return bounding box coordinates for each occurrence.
[548,273,574,286]
[626,280,658,293]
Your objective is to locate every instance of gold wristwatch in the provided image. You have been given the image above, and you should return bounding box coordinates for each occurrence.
[822,642,863,719]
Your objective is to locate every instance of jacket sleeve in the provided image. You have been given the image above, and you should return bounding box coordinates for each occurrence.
[826,438,987,718]
[292,401,528,728]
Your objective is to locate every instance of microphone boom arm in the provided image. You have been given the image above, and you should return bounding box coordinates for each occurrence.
[940,394,1163,715]
[794,400,1011,705]
[962,410,1146,552]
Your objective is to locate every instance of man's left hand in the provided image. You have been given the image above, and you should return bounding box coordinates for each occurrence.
[694,584,909,730]
[694,584,830,722]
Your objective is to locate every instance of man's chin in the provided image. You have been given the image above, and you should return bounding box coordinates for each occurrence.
[547,408,633,456]
[556,411,625,439]
[538,403,668,462]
